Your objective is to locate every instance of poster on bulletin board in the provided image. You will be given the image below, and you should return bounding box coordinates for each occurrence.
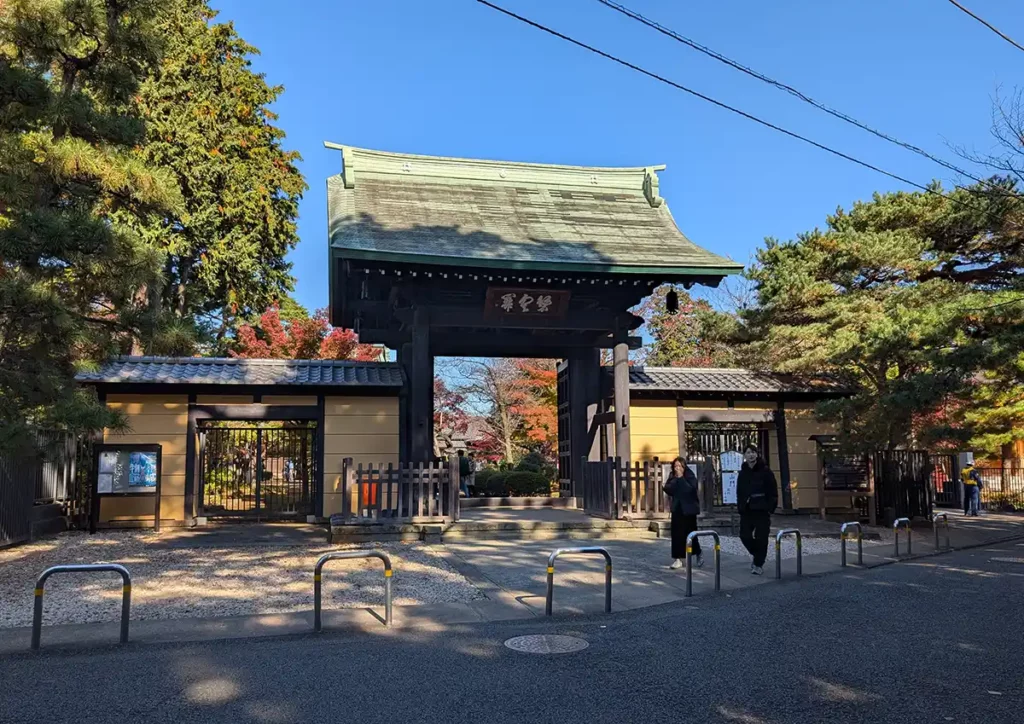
[91,444,162,533]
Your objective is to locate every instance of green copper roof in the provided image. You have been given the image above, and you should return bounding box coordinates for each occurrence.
[325,144,742,277]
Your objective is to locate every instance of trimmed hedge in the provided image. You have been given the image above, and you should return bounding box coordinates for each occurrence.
[472,469,551,497]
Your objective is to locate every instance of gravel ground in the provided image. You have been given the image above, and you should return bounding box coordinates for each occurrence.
[716,534,887,559]
[0,531,483,628]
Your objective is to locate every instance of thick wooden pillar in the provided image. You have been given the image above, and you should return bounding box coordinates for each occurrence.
[408,309,433,462]
[775,403,793,510]
[568,348,600,496]
[613,342,631,464]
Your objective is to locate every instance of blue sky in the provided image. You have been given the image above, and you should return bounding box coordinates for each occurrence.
[212,0,1022,313]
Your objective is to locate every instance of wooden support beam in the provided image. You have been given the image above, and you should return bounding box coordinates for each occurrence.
[775,402,793,510]
[613,342,631,463]
[409,309,433,461]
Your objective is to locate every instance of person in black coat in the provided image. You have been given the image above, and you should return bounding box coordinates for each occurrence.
[736,444,778,575]
[663,457,702,570]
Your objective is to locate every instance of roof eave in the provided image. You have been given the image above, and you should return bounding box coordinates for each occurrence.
[331,246,743,278]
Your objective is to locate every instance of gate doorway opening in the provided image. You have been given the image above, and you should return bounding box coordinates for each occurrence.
[197,421,318,520]
[685,423,770,507]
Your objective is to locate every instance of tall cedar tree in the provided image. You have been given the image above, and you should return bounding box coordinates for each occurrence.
[0,0,180,451]
[123,0,304,348]
[739,180,1024,453]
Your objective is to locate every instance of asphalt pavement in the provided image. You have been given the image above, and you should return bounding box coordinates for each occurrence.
[1,540,1021,724]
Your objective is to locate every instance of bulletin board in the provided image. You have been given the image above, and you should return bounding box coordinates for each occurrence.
[90,443,162,533]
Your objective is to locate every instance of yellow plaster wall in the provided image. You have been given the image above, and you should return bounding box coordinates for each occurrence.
[628,400,679,462]
[101,395,188,526]
[322,397,400,516]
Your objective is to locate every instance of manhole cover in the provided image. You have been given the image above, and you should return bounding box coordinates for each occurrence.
[504,634,589,654]
[990,557,1024,564]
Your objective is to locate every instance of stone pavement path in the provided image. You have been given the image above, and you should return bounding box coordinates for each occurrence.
[0,511,1020,653]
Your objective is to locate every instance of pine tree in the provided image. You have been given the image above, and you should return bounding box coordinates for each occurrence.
[739,181,1024,452]
[122,0,305,348]
[0,0,180,450]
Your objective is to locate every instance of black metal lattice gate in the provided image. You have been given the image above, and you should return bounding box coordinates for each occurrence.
[197,424,318,519]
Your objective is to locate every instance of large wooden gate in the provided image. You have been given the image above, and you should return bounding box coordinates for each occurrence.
[872,450,933,521]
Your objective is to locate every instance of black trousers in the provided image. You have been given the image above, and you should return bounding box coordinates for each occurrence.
[740,511,771,567]
[671,510,701,559]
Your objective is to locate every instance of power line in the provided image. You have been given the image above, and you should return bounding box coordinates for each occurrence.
[475,0,932,193]
[595,0,998,191]
[947,0,1024,54]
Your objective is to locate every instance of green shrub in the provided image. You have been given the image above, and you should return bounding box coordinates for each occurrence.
[474,469,509,497]
[504,471,551,496]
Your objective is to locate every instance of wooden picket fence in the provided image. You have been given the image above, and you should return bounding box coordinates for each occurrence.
[340,458,460,524]
[580,457,671,519]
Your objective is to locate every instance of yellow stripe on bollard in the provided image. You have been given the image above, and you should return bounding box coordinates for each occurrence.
[314,574,321,582]
[122,585,131,594]
[605,565,612,572]
[546,566,554,574]
[685,546,692,555]
[715,544,721,551]
[34,588,43,597]
[384,569,393,578]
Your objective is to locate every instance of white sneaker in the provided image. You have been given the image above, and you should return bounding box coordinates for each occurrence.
[670,559,683,570]
[752,565,763,576]
[695,553,704,568]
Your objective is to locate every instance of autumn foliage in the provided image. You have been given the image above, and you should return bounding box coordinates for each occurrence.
[232,307,380,360]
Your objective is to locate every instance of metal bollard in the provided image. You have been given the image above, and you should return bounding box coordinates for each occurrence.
[684,531,721,597]
[31,564,131,650]
[314,551,393,631]
[545,547,612,616]
[893,517,912,556]
[774,529,802,579]
[840,522,863,567]
[932,513,950,550]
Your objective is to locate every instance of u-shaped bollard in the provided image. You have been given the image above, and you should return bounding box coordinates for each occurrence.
[545,547,612,616]
[932,513,950,550]
[774,529,802,579]
[314,551,393,630]
[684,531,721,597]
[32,564,132,650]
[840,522,863,567]
[893,517,912,556]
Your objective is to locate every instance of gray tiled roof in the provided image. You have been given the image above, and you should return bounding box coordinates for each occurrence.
[76,357,404,387]
[626,367,848,395]
[326,145,742,277]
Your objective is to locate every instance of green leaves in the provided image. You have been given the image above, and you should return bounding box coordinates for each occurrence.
[740,181,1024,453]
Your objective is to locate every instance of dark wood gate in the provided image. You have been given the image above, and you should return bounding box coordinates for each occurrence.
[872,450,933,521]
[198,424,318,519]
[581,459,615,518]
[930,453,959,508]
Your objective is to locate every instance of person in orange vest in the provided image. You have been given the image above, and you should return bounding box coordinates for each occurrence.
[961,464,983,516]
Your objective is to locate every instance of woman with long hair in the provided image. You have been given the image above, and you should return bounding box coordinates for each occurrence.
[663,456,702,570]
[736,444,778,575]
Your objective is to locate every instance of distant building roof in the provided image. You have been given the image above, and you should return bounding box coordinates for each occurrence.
[326,144,742,278]
[621,367,849,398]
[77,357,404,388]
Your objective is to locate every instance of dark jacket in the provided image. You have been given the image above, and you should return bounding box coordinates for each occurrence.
[736,460,778,514]
[663,466,700,516]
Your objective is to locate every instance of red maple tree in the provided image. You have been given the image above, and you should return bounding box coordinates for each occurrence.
[512,359,559,459]
[232,307,380,360]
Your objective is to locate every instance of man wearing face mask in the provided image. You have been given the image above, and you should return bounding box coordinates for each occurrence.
[735,444,778,575]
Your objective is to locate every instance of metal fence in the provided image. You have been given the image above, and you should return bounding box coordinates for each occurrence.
[976,466,1024,512]
[0,432,91,548]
